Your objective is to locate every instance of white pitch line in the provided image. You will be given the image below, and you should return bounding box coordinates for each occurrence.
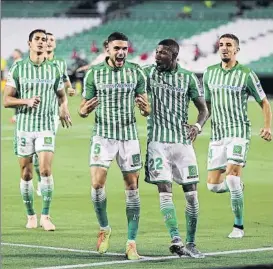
[1,243,124,257]
[32,247,273,269]
[2,242,272,269]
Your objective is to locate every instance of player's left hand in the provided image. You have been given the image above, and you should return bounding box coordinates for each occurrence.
[67,87,76,97]
[135,95,150,116]
[260,127,272,141]
[187,125,199,142]
[59,108,72,128]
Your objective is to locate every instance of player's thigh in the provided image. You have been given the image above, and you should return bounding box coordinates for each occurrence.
[117,139,142,173]
[226,138,250,168]
[144,141,172,185]
[172,144,199,185]
[15,131,35,157]
[38,151,54,176]
[207,139,227,171]
[90,166,108,188]
[35,131,55,154]
[89,135,118,169]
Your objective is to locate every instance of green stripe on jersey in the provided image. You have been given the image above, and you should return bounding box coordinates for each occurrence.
[203,62,266,141]
[143,64,203,144]
[82,59,147,140]
[7,57,63,132]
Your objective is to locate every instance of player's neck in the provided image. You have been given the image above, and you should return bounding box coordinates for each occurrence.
[29,51,45,65]
[221,59,237,70]
[47,51,54,60]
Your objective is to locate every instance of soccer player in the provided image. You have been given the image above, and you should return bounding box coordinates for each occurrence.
[76,40,109,72]
[143,39,208,258]
[34,32,76,197]
[3,29,72,231]
[203,33,272,238]
[78,32,150,260]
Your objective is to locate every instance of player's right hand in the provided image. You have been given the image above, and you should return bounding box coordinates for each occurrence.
[27,96,40,108]
[81,97,99,115]
[260,127,272,142]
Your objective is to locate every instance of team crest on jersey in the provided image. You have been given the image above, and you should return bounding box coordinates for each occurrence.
[178,74,184,83]
[126,70,133,77]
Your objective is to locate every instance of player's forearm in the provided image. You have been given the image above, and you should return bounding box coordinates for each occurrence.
[3,96,28,108]
[193,97,209,127]
[58,92,68,108]
[261,99,272,128]
[64,80,72,90]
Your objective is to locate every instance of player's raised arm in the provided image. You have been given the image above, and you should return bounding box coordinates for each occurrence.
[79,68,99,118]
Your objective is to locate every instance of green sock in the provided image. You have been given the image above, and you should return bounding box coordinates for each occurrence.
[159,193,180,239]
[40,175,54,215]
[185,191,199,243]
[125,189,140,240]
[91,187,108,228]
[33,154,41,183]
[226,175,244,226]
[20,179,35,215]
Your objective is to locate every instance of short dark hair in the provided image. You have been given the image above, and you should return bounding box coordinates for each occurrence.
[14,49,22,55]
[29,29,46,41]
[103,40,108,49]
[219,33,240,46]
[158,39,180,55]
[107,32,128,43]
[46,32,54,36]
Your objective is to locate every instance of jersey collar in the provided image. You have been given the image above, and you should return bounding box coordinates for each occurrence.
[104,56,126,71]
[220,61,240,73]
[27,56,47,67]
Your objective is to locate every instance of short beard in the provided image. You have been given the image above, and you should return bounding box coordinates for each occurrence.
[222,57,230,63]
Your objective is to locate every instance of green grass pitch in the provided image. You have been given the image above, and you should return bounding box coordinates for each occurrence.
[1,97,273,269]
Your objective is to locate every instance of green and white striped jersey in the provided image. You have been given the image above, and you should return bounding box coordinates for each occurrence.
[203,62,266,141]
[143,64,203,144]
[48,56,70,117]
[6,57,63,132]
[82,58,147,140]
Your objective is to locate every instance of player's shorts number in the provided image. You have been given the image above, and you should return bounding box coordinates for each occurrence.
[93,143,101,155]
[20,137,26,147]
[149,157,163,171]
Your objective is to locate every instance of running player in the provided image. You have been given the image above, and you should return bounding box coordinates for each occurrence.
[3,29,72,231]
[204,33,272,238]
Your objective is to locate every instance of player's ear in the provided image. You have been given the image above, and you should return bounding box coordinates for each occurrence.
[235,47,240,54]
[27,41,31,48]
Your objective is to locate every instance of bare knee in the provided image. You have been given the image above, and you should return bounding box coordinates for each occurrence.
[226,164,242,177]
[40,168,52,177]
[22,167,32,181]
[207,170,224,184]
[19,158,33,181]
[91,167,107,189]
[124,172,139,190]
